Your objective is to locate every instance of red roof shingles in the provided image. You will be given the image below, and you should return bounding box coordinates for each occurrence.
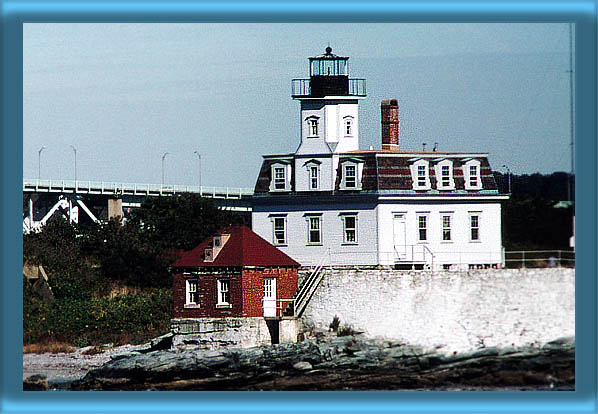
[171,225,300,268]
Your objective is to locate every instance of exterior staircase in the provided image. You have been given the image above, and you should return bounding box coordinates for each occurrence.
[283,251,330,317]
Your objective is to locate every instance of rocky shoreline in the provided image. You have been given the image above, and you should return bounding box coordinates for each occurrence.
[45,334,575,391]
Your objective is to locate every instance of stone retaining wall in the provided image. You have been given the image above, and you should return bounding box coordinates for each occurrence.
[302,268,574,352]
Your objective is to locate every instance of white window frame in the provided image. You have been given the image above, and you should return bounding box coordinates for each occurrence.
[417,213,429,242]
[343,116,354,136]
[185,279,199,307]
[270,215,287,246]
[441,212,453,242]
[463,159,483,190]
[339,160,363,190]
[469,212,481,242]
[434,159,455,190]
[410,159,431,190]
[263,277,275,298]
[216,278,231,307]
[306,116,320,138]
[341,213,358,244]
[305,214,323,245]
[269,162,291,192]
[309,165,320,190]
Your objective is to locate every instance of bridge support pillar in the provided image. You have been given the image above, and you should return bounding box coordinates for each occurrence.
[108,198,123,220]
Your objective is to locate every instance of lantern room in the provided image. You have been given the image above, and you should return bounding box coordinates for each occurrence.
[292,47,366,98]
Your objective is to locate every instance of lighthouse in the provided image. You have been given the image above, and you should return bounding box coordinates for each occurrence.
[291,47,366,154]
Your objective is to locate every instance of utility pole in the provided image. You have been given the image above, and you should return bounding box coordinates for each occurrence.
[161,152,169,185]
[38,146,45,180]
[69,145,77,182]
[193,151,202,188]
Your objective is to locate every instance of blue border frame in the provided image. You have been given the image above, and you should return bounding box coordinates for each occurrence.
[2,1,596,413]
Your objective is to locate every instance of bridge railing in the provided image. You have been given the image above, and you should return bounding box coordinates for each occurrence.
[23,179,254,199]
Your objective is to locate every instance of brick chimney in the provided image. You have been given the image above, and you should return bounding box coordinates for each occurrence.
[381,99,399,151]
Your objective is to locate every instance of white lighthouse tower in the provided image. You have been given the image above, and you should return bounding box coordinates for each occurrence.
[291,47,366,155]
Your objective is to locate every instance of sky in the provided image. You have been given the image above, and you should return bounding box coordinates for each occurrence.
[23,23,573,188]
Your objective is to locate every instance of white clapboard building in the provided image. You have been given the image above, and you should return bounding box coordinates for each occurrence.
[252,47,508,269]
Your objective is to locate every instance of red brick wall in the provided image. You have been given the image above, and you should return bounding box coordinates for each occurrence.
[173,267,299,319]
[242,267,298,317]
[173,271,243,318]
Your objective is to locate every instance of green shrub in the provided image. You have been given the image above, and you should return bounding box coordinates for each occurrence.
[337,324,355,337]
[329,315,340,332]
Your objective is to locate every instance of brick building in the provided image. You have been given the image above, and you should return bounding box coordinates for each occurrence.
[171,225,300,319]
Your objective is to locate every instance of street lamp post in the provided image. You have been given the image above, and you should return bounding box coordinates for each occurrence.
[70,145,77,182]
[38,146,45,180]
[161,152,170,185]
[193,151,202,188]
[502,165,511,194]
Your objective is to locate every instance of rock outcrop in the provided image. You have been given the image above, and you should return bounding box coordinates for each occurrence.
[72,335,575,391]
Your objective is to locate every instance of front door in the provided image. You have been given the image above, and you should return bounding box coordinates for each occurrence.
[263,278,277,317]
[393,213,407,261]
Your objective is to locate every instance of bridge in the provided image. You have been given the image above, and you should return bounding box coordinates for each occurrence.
[23,179,254,232]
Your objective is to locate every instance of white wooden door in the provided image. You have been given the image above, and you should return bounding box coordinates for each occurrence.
[393,214,407,260]
[263,278,277,317]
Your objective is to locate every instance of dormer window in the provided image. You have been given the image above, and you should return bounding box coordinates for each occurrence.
[434,159,455,190]
[339,159,363,190]
[417,165,426,187]
[269,161,291,192]
[213,236,221,247]
[469,165,478,187]
[410,159,431,190]
[463,159,483,190]
[345,165,356,187]
[274,167,286,189]
[204,248,213,262]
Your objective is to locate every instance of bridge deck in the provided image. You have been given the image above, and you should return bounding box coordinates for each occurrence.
[24,179,254,200]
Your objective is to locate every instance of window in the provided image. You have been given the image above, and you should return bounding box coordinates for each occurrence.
[418,165,426,187]
[442,214,452,241]
[274,167,286,190]
[340,160,363,190]
[307,216,322,244]
[308,118,319,136]
[270,162,291,192]
[344,118,353,136]
[345,165,356,188]
[213,236,221,247]
[310,166,319,190]
[186,279,198,306]
[470,214,480,241]
[441,166,450,187]
[469,165,478,187]
[410,159,431,190]
[263,278,274,298]
[342,214,357,244]
[434,160,455,190]
[417,214,428,241]
[463,159,482,190]
[272,216,286,245]
[204,248,213,262]
[217,278,230,306]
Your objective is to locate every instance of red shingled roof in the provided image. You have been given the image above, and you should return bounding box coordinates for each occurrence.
[171,225,300,268]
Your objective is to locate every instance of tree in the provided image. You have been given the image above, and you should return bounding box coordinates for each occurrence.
[127,194,249,251]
